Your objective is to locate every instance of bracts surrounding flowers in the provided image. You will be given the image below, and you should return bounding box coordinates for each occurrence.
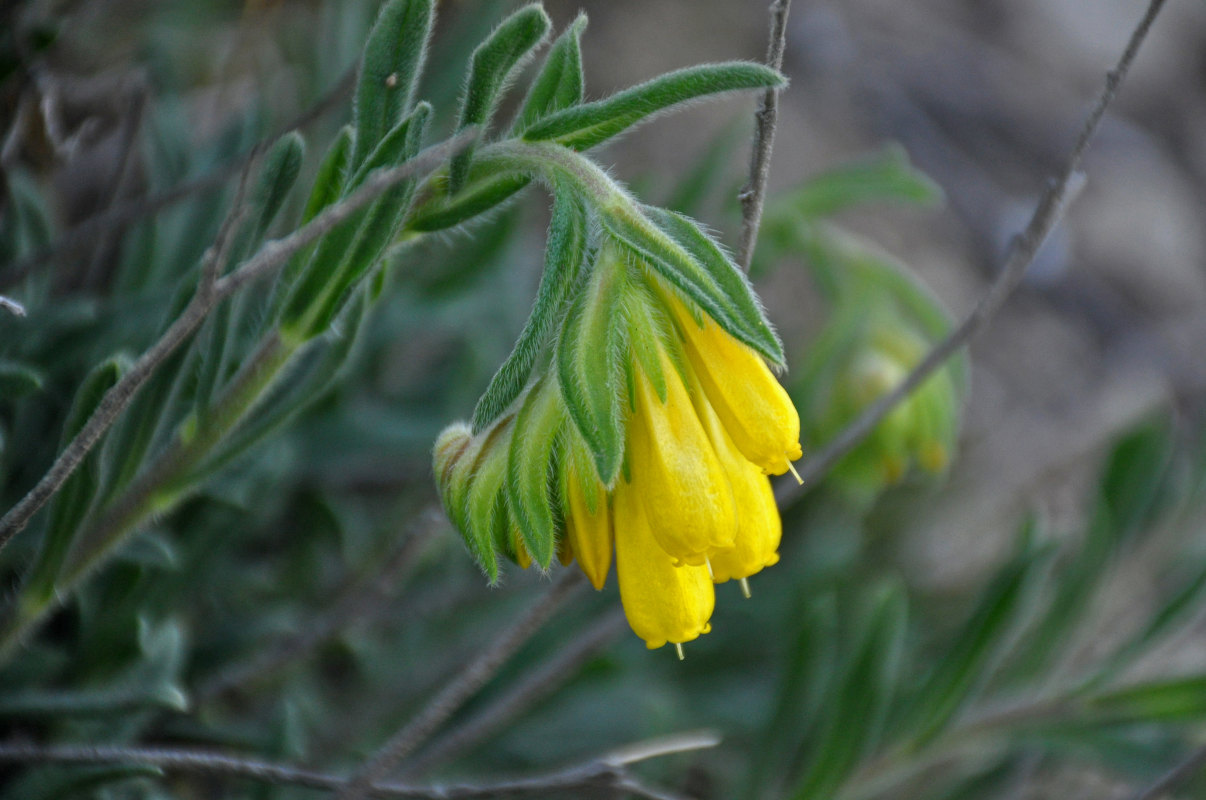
[433,181,802,652]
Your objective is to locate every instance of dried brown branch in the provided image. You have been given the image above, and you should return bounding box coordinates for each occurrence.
[0,731,719,799]
[737,0,792,273]
[336,570,589,800]
[780,0,1169,501]
[402,610,628,776]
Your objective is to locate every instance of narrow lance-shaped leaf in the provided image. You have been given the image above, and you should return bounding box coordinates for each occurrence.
[506,378,565,569]
[778,144,943,220]
[523,62,784,151]
[449,4,551,193]
[249,131,305,241]
[1088,675,1206,723]
[25,356,130,606]
[472,187,587,431]
[281,104,429,339]
[905,531,1043,748]
[352,0,435,168]
[601,203,779,364]
[512,13,587,134]
[558,249,628,486]
[789,583,907,800]
[406,173,532,233]
[644,205,784,365]
[464,422,512,582]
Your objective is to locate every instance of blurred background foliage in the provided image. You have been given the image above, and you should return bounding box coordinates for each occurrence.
[3,0,1206,799]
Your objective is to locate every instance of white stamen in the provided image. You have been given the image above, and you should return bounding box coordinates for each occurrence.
[704,557,714,580]
[739,577,752,599]
[787,460,803,485]
[674,642,685,661]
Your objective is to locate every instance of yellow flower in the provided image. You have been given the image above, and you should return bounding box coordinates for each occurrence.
[626,348,736,567]
[561,442,613,590]
[666,293,802,477]
[434,250,804,653]
[613,478,714,650]
[689,372,782,584]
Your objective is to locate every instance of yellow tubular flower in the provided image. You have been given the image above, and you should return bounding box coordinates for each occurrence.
[563,467,613,590]
[691,380,782,584]
[627,349,736,566]
[613,480,715,650]
[666,294,802,477]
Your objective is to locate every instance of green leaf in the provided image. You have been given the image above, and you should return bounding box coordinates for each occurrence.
[601,204,781,365]
[472,188,587,431]
[789,582,908,800]
[250,131,305,240]
[523,61,784,151]
[749,591,838,799]
[905,531,1042,747]
[1081,559,1206,692]
[465,422,511,582]
[24,356,130,606]
[407,173,532,232]
[644,205,784,365]
[449,4,552,192]
[303,126,354,225]
[1089,676,1206,723]
[506,378,565,568]
[1099,417,1174,539]
[0,360,44,400]
[351,0,435,168]
[558,250,628,486]
[283,104,430,338]
[778,144,943,219]
[187,292,371,484]
[512,13,587,134]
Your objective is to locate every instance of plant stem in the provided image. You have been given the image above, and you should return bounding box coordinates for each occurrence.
[737,0,792,273]
[0,334,296,665]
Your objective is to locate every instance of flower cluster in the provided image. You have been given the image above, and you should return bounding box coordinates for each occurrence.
[435,239,801,653]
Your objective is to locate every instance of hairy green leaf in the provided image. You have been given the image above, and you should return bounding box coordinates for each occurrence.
[407,173,532,232]
[523,62,784,151]
[473,188,587,431]
[512,13,587,134]
[644,205,784,365]
[506,378,564,569]
[450,4,551,192]
[352,0,434,168]
[558,251,628,486]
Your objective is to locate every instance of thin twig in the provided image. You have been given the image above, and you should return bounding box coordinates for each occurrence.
[0,733,717,799]
[780,0,1168,501]
[1129,743,1206,800]
[737,0,792,273]
[402,610,628,776]
[0,130,474,556]
[337,570,589,800]
[0,66,356,290]
[195,509,444,703]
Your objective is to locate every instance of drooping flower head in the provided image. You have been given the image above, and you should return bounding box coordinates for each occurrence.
[433,173,801,653]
